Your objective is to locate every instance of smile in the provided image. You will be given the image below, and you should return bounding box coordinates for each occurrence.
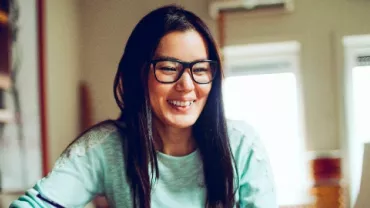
[167,100,195,107]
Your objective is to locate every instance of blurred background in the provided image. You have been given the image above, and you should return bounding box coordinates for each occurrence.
[0,0,370,207]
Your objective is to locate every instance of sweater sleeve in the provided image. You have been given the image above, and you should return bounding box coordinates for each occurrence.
[9,126,110,208]
[230,121,277,208]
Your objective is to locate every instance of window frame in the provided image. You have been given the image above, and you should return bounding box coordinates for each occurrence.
[342,34,370,207]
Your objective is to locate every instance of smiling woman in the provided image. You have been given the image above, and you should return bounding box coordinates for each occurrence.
[10,5,276,208]
[148,31,214,131]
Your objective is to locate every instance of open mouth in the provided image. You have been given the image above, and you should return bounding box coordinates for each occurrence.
[167,100,195,107]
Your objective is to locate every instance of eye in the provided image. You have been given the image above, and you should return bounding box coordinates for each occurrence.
[159,67,177,71]
[193,68,209,73]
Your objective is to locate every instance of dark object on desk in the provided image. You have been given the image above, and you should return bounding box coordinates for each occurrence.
[310,153,344,208]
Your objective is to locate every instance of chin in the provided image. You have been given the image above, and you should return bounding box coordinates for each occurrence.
[167,116,198,129]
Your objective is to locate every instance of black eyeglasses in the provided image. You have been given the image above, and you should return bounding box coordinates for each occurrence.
[150,58,218,84]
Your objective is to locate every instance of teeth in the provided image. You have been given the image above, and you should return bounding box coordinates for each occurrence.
[168,100,194,107]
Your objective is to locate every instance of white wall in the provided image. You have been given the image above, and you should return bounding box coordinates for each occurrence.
[45,0,81,168]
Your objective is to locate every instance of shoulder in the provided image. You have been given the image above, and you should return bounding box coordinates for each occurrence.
[54,120,121,169]
[227,120,277,206]
[227,119,259,148]
[226,119,266,161]
[65,120,120,156]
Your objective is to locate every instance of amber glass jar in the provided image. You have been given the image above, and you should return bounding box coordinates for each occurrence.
[310,157,344,208]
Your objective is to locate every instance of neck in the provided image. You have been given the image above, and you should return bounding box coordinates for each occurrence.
[153,118,196,157]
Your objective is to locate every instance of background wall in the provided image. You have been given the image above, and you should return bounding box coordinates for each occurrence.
[78,0,370,151]
[45,0,81,168]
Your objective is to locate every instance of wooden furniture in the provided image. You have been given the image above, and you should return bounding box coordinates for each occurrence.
[0,0,11,194]
[0,0,10,197]
[0,0,12,123]
[0,0,49,196]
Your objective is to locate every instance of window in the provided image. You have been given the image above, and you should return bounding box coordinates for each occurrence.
[352,65,370,144]
[223,42,310,206]
[343,35,370,207]
[352,66,370,142]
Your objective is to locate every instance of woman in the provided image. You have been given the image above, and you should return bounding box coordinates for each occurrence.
[10,5,276,208]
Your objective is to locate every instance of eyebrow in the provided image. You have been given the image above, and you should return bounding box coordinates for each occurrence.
[153,55,209,62]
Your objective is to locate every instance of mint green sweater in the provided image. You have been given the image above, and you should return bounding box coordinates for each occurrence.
[10,120,276,208]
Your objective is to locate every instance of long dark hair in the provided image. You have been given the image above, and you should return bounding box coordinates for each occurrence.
[113,5,236,208]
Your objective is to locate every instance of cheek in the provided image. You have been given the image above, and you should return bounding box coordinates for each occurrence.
[197,84,212,102]
[148,74,170,106]
[148,74,159,107]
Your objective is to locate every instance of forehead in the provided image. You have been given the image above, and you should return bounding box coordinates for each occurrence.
[154,30,209,62]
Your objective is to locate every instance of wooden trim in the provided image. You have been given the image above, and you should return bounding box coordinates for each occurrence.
[37,0,49,176]
[0,73,11,89]
[0,10,8,25]
[0,109,13,123]
[217,11,225,49]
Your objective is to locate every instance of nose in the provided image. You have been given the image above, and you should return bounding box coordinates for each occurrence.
[175,68,195,92]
